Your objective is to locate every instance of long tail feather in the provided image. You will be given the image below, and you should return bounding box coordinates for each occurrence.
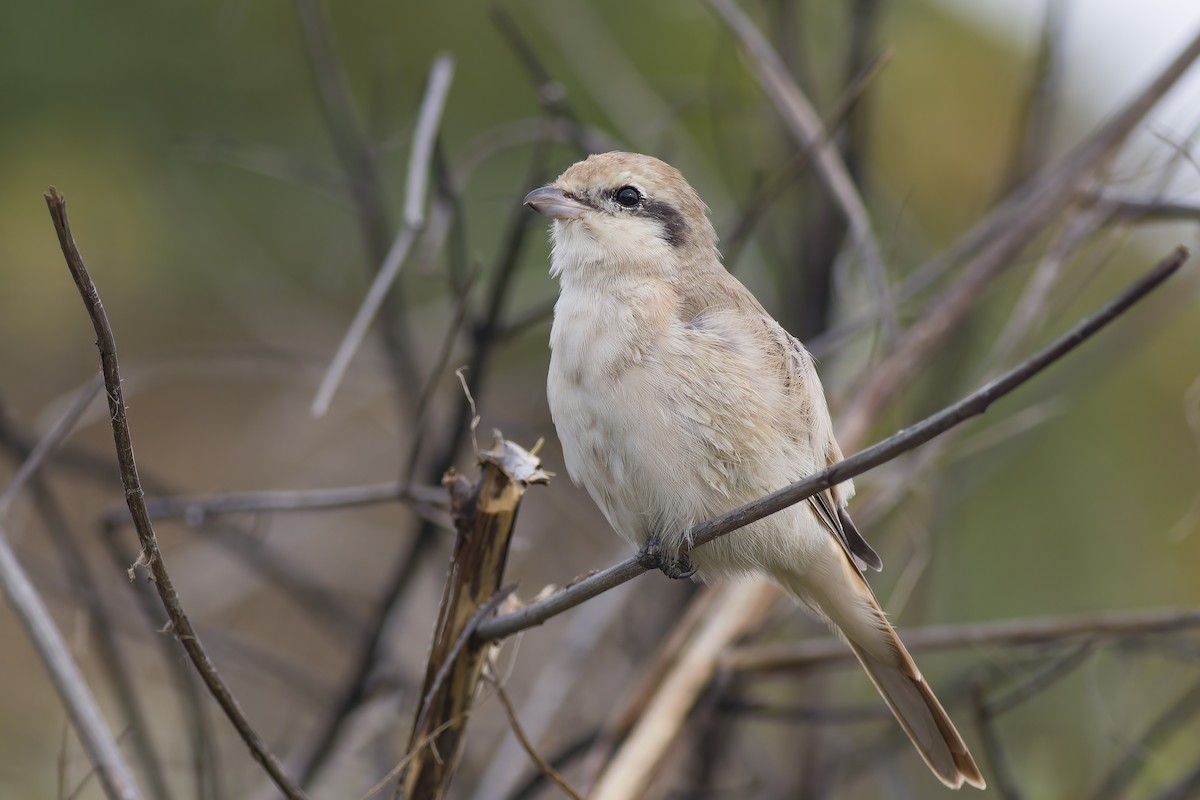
[778,562,986,790]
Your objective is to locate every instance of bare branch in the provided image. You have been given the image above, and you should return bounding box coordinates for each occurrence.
[0,377,101,518]
[112,480,446,524]
[1092,191,1200,223]
[312,54,456,417]
[476,247,1188,642]
[294,0,419,399]
[45,187,311,800]
[490,679,585,800]
[838,27,1200,445]
[1094,676,1200,800]
[1001,0,1068,191]
[722,606,1200,673]
[588,583,774,800]
[721,48,891,271]
[0,384,141,800]
[707,0,896,338]
[29,466,174,800]
[970,684,1022,800]
[400,437,548,800]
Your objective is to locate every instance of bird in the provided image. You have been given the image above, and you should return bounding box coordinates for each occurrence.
[524,151,985,790]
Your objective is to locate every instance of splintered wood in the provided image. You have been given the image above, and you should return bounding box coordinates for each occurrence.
[399,436,548,800]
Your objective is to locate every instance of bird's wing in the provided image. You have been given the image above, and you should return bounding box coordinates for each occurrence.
[776,329,883,573]
[672,273,882,572]
[806,490,882,572]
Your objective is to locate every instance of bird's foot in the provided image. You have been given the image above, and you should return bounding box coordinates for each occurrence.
[636,537,697,580]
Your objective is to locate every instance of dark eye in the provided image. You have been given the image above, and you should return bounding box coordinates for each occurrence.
[614,186,642,207]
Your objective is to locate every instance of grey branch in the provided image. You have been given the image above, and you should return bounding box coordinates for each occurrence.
[722,606,1200,673]
[838,26,1200,445]
[707,0,896,338]
[107,480,446,525]
[311,53,456,417]
[0,377,140,800]
[475,247,1189,643]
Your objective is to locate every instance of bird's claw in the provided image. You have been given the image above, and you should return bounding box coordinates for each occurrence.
[637,537,697,580]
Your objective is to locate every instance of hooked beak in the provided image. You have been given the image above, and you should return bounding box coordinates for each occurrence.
[523,186,589,220]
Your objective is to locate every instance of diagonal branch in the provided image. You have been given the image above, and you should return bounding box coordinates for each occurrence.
[707,0,896,338]
[722,606,1200,673]
[838,26,1200,445]
[294,0,418,400]
[475,246,1189,643]
[45,187,312,800]
[0,378,141,800]
[311,53,456,417]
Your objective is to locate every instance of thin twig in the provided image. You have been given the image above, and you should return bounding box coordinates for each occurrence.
[0,396,141,800]
[838,27,1200,445]
[33,481,173,800]
[1,387,170,798]
[724,606,1200,674]
[721,49,891,271]
[1000,0,1067,192]
[476,248,1188,642]
[971,683,1024,800]
[179,139,346,201]
[0,376,101,518]
[490,679,585,800]
[489,3,595,155]
[45,187,310,800]
[1094,676,1200,800]
[98,519,223,800]
[294,0,417,400]
[1092,191,1200,223]
[114,480,445,524]
[504,732,602,800]
[311,54,455,417]
[411,586,517,737]
[993,642,1097,718]
[707,0,896,339]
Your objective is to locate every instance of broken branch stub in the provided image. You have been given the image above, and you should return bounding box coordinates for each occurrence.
[399,435,549,800]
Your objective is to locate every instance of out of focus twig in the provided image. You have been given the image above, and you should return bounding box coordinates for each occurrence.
[0,377,100,518]
[707,0,896,338]
[0,379,141,800]
[1094,676,1200,800]
[477,247,1189,642]
[45,187,311,800]
[112,480,446,524]
[1001,0,1067,192]
[838,27,1200,445]
[295,0,418,400]
[721,49,891,271]
[588,583,774,800]
[312,54,455,417]
[490,679,585,800]
[970,684,1023,800]
[723,606,1200,673]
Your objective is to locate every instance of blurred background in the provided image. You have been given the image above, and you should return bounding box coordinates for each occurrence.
[2,1,1200,798]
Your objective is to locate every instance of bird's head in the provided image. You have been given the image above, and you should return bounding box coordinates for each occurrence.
[524,152,719,280]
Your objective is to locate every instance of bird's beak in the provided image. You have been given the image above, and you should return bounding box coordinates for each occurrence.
[523,186,588,220]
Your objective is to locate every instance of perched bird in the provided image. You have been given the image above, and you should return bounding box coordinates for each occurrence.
[524,151,985,790]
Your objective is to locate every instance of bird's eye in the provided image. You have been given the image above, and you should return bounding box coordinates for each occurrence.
[614,186,642,207]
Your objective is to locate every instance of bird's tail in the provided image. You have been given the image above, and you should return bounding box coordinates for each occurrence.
[776,561,986,790]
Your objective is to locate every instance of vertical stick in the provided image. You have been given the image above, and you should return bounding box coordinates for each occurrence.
[400,437,548,800]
